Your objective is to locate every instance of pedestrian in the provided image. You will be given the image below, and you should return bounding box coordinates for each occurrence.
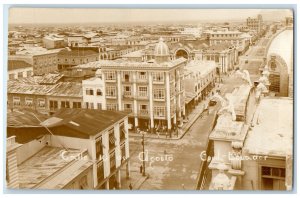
[182,183,185,190]
[129,183,133,190]
[140,165,143,174]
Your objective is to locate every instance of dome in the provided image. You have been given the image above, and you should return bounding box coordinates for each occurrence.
[267,30,293,74]
[154,37,170,56]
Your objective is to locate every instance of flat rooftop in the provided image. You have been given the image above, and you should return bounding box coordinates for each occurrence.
[244,97,293,157]
[18,146,92,189]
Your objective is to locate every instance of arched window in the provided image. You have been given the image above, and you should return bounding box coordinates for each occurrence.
[97,89,102,96]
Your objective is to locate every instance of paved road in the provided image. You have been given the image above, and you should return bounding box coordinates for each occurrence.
[122,104,218,190]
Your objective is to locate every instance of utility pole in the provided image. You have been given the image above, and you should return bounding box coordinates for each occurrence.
[141,133,146,176]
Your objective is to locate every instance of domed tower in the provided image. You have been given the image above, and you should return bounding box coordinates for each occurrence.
[154,37,170,63]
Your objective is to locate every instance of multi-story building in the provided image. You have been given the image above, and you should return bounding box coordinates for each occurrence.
[184,60,217,102]
[82,69,106,110]
[7,60,33,80]
[43,35,65,49]
[6,108,130,190]
[10,47,62,75]
[79,38,187,135]
[204,29,243,48]
[57,48,99,70]
[7,74,82,115]
[180,27,203,38]
[246,14,263,33]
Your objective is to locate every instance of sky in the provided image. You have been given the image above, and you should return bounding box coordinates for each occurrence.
[8,8,293,24]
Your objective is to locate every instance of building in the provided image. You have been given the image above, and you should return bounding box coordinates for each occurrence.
[242,97,293,190]
[6,108,130,190]
[206,79,293,190]
[78,38,187,135]
[68,33,101,47]
[184,60,217,114]
[82,70,106,110]
[181,27,203,38]
[266,29,293,97]
[10,47,62,75]
[204,29,243,47]
[246,14,263,33]
[7,60,33,80]
[57,48,99,70]
[7,73,82,115]
[43,35,65,49]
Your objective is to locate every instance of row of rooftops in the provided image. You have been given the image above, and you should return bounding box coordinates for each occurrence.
[7,108,128,142]
[74,57,187,70]
[8,73,82,97]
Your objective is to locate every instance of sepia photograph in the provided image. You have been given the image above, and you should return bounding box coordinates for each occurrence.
[5,6,294,192]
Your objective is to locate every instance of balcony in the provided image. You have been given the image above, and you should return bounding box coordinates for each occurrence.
[123,91,133,99]
[153,80,165,85]
[138,109,149,117]
[122,78,132,83]
[106,95,117,99]
[7,136,16,147]
[137,92,148,100]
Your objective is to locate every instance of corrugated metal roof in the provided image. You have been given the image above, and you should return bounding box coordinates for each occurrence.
[48,82,82,97]
[42,108,128,136]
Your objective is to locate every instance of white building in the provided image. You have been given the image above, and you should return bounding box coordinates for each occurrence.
[82,69,106,110]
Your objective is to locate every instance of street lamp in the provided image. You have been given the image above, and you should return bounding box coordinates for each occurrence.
[141,132,146,176]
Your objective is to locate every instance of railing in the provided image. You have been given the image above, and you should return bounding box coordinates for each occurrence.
[7,136,16,146]
[139,109,149,116]
[123,91,133,98]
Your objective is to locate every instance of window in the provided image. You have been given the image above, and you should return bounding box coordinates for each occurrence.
[25,97,33,107]
[9,74,15,80]
[73,102,81,108]
[97,103,102,110]
[50,100,58,109]
[153,72,164,82]
[97,162,104,183]
[108,129,116,151]
[95,138,103,160]
[79,175,88,189]
[138,72,147,80]
[26,71,32,77]
[119,122,126,142]
[123,86,132,96]
[138,86,148,97]
[154,89,165,100]
[13,97,20,106]
[121,143,126,163]
[107,104,117,111]
[110,152,116,172]
[154,106,165,117]
[17,72,23,78]
[105,71,116,80]
[61,101,70,108]
[124,104,132,112]
[123,72,130,82]
[106,86,116,97]
[261,166,286,190]
[96,89,102,96]
[86,88,94,96]
[139,104,148,115]
[37,98,45,108]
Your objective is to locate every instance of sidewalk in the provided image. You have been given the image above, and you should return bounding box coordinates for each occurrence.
[120,169,149,190]
[129,96,214,140]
